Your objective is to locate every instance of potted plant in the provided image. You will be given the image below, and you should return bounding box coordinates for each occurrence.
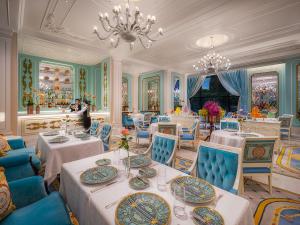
[27,98,34,115]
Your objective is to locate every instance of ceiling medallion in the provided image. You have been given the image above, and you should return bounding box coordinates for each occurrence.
[193,36,231,74]
[93,0,163,50]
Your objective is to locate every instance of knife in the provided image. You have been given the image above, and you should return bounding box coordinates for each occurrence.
[90,180,119,193]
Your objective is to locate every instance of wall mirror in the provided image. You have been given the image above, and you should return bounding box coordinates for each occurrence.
[39,61,74,109]
[297,64,300,119]
[251,71,279,116]
[142,76,160,112]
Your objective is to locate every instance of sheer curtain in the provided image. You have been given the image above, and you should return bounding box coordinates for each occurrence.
[187,74,206,110]
[217,69,248,112]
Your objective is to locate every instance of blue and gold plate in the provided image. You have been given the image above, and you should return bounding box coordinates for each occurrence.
[43,131,59,136]
[170,176,216,204]
[80,166,118,185]
[139,167,157,178]
[129,176,150,190]
[95,158,111,166]
[123,154,152,168]
[192,207,224,225]
[48,136,69,143]
[115,192,171,225]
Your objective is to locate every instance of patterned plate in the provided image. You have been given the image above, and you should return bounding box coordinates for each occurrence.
[129,176,150,190]
[80,166,118,185]
[192,207,224,225]
[48,136,69,143]
[95,158,111,166]
[43,131,59,136]
[123,154,152,168]
[139,167,157,178]
[74,132,90,139]
[170,176,216,204]
[115,192,171,225]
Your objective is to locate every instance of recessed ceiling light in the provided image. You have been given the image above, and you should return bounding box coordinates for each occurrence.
[196,34,229,48]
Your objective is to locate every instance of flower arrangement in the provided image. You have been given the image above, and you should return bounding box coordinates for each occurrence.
[175,107,181,115]
[118,129,133,151]
[198,108,208,117]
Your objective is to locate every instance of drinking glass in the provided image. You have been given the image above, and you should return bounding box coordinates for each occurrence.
[156,167,167,192]
[112,149,120,166]
[173,185,187,220]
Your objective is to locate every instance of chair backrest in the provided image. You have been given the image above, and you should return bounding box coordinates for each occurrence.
[243,137,277,164]
[100,124,112,143]
[151,132,177,165]
[196,141,242,194]
[150,116,158,124]
[158,115,171,122]
[278,116,293,128]
[220,120,240,131]
[90,120,100,136]
[143,113,152,123]
[158,123,177,135]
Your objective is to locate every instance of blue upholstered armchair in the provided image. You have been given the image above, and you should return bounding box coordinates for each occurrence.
[241,137,277,194]
[178,119,199,150]
[134,120,150,144]
[220,120,240,131]
[122,114,134,128]
[188,141,242,194]
[88,120,101,136]
[0,154,37,182]
[6,136,41,173]
[99,124,112,151]
[181,119,198,133]
[145,132,177,167]
[1,176,72,225]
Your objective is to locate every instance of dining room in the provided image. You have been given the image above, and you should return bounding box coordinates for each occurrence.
[0,0,300,225]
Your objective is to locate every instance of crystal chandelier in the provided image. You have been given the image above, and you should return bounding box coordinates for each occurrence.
[93,0,163,49]
[193,36,231,73]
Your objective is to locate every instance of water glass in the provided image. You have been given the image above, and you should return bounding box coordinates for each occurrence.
[173,185,187,220]
[156,167,167,192]
[112,149,120,166]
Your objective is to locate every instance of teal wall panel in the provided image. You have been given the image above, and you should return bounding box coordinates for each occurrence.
[122,73,133,112]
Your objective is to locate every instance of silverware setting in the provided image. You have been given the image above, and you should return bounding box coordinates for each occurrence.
[105,192,133,209]
[90,179,122,193]
[190,211,208,224]
[136,176,149,185]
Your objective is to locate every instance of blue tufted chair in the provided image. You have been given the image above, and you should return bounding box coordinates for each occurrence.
[1,176,72,225]
[220,120,240,131]
[0,153,38,182]
[99,124,112,151]
[241,137,277,194]
[178,119,200,150]
[122,114,134,128]
[5,136,41,173]
[158,115,171,122]
[150,116,158,124]
[134,120,150,145]
[145,132,177,166]
[188,141,242,194]
[87,120,101,136]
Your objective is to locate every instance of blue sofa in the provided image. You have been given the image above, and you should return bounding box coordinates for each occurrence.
[1,176,72,225]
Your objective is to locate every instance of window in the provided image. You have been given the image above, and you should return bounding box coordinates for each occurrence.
[190,75,239,113]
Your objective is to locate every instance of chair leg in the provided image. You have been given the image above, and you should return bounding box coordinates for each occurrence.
[268,174,272,195]
[241,176,245,194]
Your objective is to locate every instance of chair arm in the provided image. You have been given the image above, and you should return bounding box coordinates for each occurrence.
[144,142,153,155]
[9,176,47,208]
[7,136,26,150]
[0,154,30,168]
[187,149,199,175]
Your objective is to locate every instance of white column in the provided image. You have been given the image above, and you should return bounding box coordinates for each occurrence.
[110,58,123,130]
[132,74,139,113]
[164,70,172,114]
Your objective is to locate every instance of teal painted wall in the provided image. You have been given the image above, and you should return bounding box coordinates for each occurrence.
[138,70,165,114]
[122,73,133,112]
[18,53,103,111]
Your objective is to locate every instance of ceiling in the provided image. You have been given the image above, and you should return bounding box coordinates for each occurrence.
[16,0,300,73]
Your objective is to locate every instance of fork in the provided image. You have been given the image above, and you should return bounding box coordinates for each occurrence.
[105,192,133,209]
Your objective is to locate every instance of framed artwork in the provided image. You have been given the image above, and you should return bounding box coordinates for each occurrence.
[297,64,300,119]
[251,72,279,116]
[39,61,74,108]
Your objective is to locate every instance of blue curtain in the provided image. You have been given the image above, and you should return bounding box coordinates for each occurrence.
[217,69,248,112]
[187,75,206,110]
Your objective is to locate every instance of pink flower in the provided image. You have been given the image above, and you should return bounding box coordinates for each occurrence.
[203,101,221,117]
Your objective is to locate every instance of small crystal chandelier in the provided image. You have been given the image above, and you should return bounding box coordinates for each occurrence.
[193,36,231,73]
[93,0,163,50]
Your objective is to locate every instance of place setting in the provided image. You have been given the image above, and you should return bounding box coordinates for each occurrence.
[48,135,70,144]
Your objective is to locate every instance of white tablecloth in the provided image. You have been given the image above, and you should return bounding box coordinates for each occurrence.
[37,133,104,184]
[149,123,182,135]
[60,150,254,225]
[210,130,263,148]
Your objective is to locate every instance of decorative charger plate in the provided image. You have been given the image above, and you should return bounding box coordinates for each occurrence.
[123,154,152,168]
[139,167,157,178]
[95,158,111,166]
[115,192,171,225]
[48,136,69,143]
[192,207,224,225]
[170,176,216,204]
[43,131,59,136]
[80,166,118,185]
[129,176,150,190]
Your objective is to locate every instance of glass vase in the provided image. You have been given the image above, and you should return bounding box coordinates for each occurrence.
[125,150,131,178]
